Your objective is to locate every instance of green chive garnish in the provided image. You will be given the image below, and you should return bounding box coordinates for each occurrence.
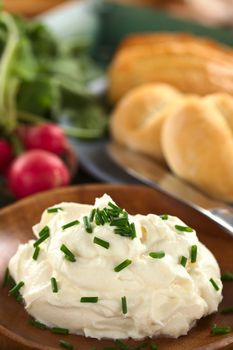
[149,251,165,259]
[95,208,105,225]
[83,216,92,233]
[130,223,136,239]
[101,209,109,223]
[180,256,187,267]
[110,217,129,227]
[47,207,63,213]
[59,340,74,350]
[160,214,168,220]
[60,244,76,262]
[221,306,233,314]
[51,327,69,335]
[108,202,121,212]
[80,297,98,303]
[38,225,50,237]
[211,324,231,335]
[210,278,219,291]
[9,281,24,297]
[121,296,127,314]
[34,230,50,247]
[150,344,158,350]
[190,245,197,263]
[28,319,48,330]
[175,225,193,232]
[114,259,132,272]
[32,246,40,260]
[51,277,58,293]
[221,272,233,281]
[62,220,79,230]
[115,339,128,349]
[93,236,110,249]
[89,209,96,222]
[3,267,9,287]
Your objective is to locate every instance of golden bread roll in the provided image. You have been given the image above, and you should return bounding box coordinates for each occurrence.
[108,33,233,103]
[110,83,183,161]
[161,94,233,202]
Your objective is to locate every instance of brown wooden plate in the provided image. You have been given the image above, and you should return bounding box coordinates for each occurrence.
[0,184,233,350]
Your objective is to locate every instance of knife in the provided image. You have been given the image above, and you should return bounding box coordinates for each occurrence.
[107,143,233,235]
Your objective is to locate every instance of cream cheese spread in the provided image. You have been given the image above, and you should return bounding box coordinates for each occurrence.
[8,194,222,339]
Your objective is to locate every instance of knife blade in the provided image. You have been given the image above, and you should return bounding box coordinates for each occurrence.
[107,143,233,234]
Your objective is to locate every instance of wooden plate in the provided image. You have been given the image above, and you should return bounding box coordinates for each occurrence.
[0,184,232,350]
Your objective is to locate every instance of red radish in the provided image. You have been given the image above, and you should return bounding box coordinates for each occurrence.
[22,123,67,156]
[8,150,70,198]
[0,139,13,173]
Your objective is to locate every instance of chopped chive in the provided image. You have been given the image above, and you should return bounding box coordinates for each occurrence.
[121,296,127,314]
[210,278,219,291]
[130,223,136,239]
[175,225,193,232]
[62,220,79,230]
[28,319,48,330]
[89,209,96,222]
[34,230,50,247]
[115,339,128,349]
[221,306,233,314]
[80,297,98,303]
[180,256,187,267]
[150,344,158,350]
[51,327,69,335]
[93,236,110,249]
[211,324,231,335]
[114,259,132,272]
[101,209,109,223]
[51,277,58,293]
[83,216,93,233]
[9,281,24,297]
[3,267,9,287]
[190,245,197,263]
[221,272,233,281]
[149,251,165,259]
[38,225,50,237]
[47,207,63,213]
[108,202,121,212]
[110,217,129,227]
[114,227,132,238]
[96,208,105,225]
[32,246,40,260]
[160,214,168,220]
[60,244,76,262]
[59,340,74,350]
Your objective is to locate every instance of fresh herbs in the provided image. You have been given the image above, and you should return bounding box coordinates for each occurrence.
[51,277,58,293]
[221,307,233,314]
[47,207,63,213]
[93,236,110,249]
[149,251,165,259]
[180,256,187,267]
[34,228,50,247]
[51,327,69,335]
[28,319,48,330]
[160,214,168,220]
[190,245,197,263]
[211,324,231,335]
[83,216,93,233]
[114,259,132,272]
[175,225,193,232]
[60,244,76,262]
[0,12,107,138]
[32,246,40,260]
[62,220,79,230]
[121,296,127,314]
[209,278,219,291]
[9,281,24,299]
[59,340,74,350]
[221,272,233,281]
[80,297,98,303]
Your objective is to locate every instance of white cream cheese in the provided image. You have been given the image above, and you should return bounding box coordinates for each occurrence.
[8,194,222,339]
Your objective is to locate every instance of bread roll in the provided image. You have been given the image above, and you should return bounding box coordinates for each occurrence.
[108,33,233,103]
[161,94,233,202]
[110,83,183,161]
